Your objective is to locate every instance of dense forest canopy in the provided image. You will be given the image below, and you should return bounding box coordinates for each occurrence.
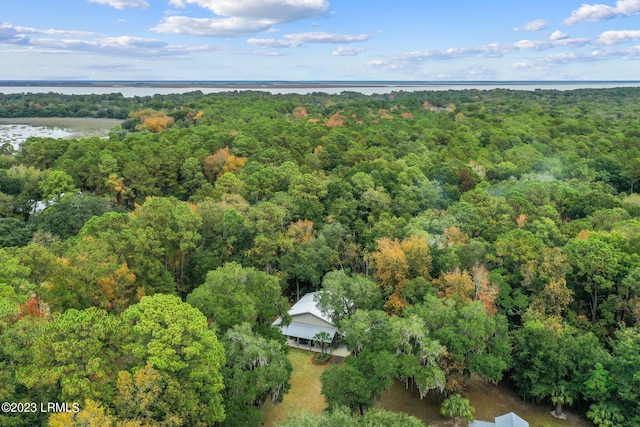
[1,87,640,426]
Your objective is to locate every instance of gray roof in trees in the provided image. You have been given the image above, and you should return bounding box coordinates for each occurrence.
[272,292,333,326]
[290,292,333,323]
[277,322,336,341]
[272,292,336,341]
[469,413,529,427]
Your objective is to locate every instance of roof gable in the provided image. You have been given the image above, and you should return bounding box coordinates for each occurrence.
[495,413,529,427]
[469,412,529,427]
[287,292,333,326]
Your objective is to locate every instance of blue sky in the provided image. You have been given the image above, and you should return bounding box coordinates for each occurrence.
[1,0,640,80]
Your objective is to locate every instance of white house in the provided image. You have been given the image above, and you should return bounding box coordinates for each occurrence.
[469,412,529,427]
[272,292,337,347]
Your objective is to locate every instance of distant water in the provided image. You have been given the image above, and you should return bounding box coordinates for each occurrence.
[0,117,122,150]
[1,81,640,97]
[0,124,73,150]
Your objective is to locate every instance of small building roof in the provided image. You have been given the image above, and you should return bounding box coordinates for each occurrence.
[468,422,495,427]
[288,292,332,324]
[495,412,529,427]
[272,292,337,342]
[272,291,333,327]
[469,413,529,427]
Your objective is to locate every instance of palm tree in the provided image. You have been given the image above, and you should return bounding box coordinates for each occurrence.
[313,331,332,356]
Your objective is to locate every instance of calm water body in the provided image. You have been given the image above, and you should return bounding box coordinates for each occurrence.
[1,81,640,97]
[0,117,122,149]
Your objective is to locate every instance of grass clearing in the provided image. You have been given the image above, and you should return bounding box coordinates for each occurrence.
[376,376,593,427]
[262,348,329,426]
[262,350,593,427]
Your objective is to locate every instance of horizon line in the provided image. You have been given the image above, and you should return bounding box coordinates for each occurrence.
[2,80,640,89]
[2,79,640,83]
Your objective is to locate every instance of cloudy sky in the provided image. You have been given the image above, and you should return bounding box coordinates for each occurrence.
[2,0,640,80]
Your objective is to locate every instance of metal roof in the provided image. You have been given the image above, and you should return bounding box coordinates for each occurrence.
[468,422,495,427]
[496,413,529,427]
[469,413,529,427]
[279,322,336,341]
[288,292,333,324]
[272,292,336,341]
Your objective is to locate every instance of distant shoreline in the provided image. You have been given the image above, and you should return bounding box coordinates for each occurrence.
[3,81,640,97]
[2,80,640,89]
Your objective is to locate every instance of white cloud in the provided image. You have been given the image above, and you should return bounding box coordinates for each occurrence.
[88,64,150,72]
[0,23,97,44]
[511,61,531,69]
[367,45,508,73]
[87,0,149,9]
[168,0,329,23]
[296,32,369,43]
[0,21,229,59]
[452,65,499,80]
[153,16,272,36]
[512,45,640,71]
[248,31,369,47]
[247,38,293,47]
[3,31,209,59]
[510,37,589,51]
[158,0,330,37]
[514,19,548,31]
[564,0,640,24]
[368,36,590,72]
[332,46,364,56]
[0,23,30,44]
[597,29,640,45]
[550,30,569,41]
[617,0,640,13]
[513,39,549,50]
[31,36,172,57]
[14,26,95,37]
[101,36,168,49]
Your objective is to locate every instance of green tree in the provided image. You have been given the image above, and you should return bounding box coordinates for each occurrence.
[275,407,426,427]
[0,284,22,326]
[33,193,114,240]
[221,323,292,426]
[321,364,372,415]
[315,270,383,329]
[511,315,609,418]
[564,235,622,323]
[39,169,78,204]
[121,294,226,426]
[0,217,33,247]
[288,172,328,222]
[0,313,51,427]
[128,197,202,296]
[44,235,139,313]
[0,248,33,296]
[280,232,333,299]
[340,310,445,400]
[585,327,640,426]
[313,330,332,356]
[409,296,511,393]
[17,307,125,402]
[48,399,115,427]
[114,362,172,425]
[245,201,292,274]
[440,394,474,425]
[187,262,289,335]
